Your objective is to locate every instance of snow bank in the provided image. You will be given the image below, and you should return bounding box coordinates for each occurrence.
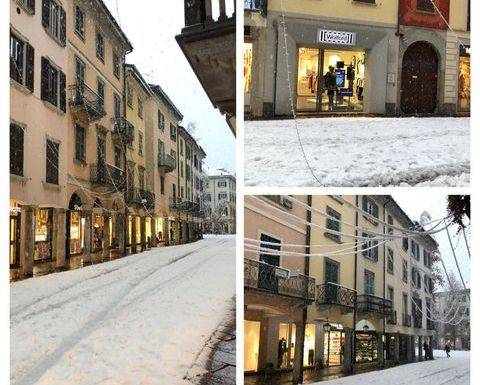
[245,117,470,187]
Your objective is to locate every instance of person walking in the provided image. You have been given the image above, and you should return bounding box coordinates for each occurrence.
[324,66,337,111]
[445,341,451,358]
[423,341,429,360]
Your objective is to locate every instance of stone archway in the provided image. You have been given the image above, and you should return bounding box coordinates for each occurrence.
[401,41,439,114]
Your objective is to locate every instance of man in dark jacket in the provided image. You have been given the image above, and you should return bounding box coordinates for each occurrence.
[324,65,337,111]
[423,341,429,360]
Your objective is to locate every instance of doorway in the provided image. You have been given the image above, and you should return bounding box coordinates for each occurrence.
[401,41,438,114]
[324,327,345,366]
[296,47,365,112]
[10,214,20,267]
[258,233,281,292]
[244,320,261,372]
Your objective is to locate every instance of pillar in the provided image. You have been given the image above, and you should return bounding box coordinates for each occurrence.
[342,328,353,374]
[406,334,413,362]
[20,205,36,278]
[116,213,125,254]
[150,216,157,247]
[394,332,400,364]
[102,212,110,260]
[314,323,324,367]
[140,216,146,251]
[83,210,92,265]
[54,208,66,270]
[174,220,181,245]
[131,216,137,253]
[377,332,384,368]
[292,320,306,385]
[163,217,169,244]
[429,336,434,360]
[418,336,424,361]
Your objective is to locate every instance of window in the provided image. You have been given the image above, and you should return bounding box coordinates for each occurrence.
[10,33,35,91]
[137,97,143,118]
[362,233,378,261]
[97,80,105,109]
[181,186,184,198]
[114,93,121,118]
[41,57,66,111]
[411,268,422,289]
[74,5,85,38]
[364,270,375,295]
[325,206,341,241]
[219,193,228,200]
[96,31,104,62]
[114,146,121,169]
[423,250,432,268]
[205,194,211,202]
[171,150,177,168]
[160,176,165,195]
[402,259,408,283]
[17,0,35,13]
[218,180,227,187]
[138,132,143,156]
[138,167,145,189]
[186,145,191,160]
[387,248,394,275]
[170,124,177,141]
[180,140,184,156]
[75,124,86,163]
[194,154,198,169]
[34,208,53,261]
[186,164,191,181]
[354,0,375,4]
[42,0,66,45]
[127,85,133,107]
[75,57,85,85]
[362,196,379,219]
[387,215,394,235]
[410,240,420,260]
[45,139,59,184]
[417,0,434,12]
[402,237,409,251]
[10,123,24,176]
[113,52,120,78]
[158,111,164,130]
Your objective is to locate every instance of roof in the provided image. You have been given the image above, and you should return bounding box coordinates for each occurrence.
[96,0,133,51]
[149,84,183,121]
[208,174,236,182]
[125,64,153,97]
[178,125,206,158]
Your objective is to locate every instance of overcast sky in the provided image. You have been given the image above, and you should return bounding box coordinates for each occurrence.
[393,193,470,290]
[102,0,236,175]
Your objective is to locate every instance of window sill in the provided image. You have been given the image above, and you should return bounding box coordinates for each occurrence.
[363,215,378,226]
[73,158,87,167]
[43,27,66,48]
[352,0,378,7]
[42,181,62,191]
[43,100,65,115]
[324,232,342,244]
[10,174,29,184]
[10,79,32,95]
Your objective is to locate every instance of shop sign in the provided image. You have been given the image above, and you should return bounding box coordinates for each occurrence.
[275,266,290,279]
[318,29,356,46]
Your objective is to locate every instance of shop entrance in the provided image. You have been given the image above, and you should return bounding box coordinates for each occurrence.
[244,320,261,372]
[401,41,438,114]
[458,46,470,112]
[324,326,344,366]
[296,47,365,113]
[10,214,20,267]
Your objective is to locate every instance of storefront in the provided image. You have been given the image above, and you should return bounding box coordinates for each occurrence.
[354,331,378,363]
[244,41,253,111]
[135,216,141,250]
[9,205,21,268]
[145,217,152,247]
[34,208,53,262]
[458,45,470,112]
[69,210,85,255]
[323,324,345,367]
[92,211,104,252]
[244,320,261,373]
[278,322,316,369]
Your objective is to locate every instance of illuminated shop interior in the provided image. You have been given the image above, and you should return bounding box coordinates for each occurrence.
[458,54,470,112]
[244,320,261,372]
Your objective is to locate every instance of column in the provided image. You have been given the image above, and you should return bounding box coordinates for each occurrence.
[418,336,424,361]
[83,210,92,265]
[20,205,36,278]
[140,216,146,251]
[150,216,157,247]
[116,213,125,255]
[218,0,227,21]
[406,334,413,362]
[342,328,353,374]
[314,323,324,368]
[174,220,181,245]
[410,335,416,362]
[55,208,66,270]
[102,212,110,260]
[292,320,306,385]
[204,0,213,23]
[429,336,434,360]
[131,216,137,253]
[163,218,170,245]
[377,332,384,368]
[394,332,400,364]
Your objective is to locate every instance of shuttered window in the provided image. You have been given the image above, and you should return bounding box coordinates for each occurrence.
[364,270,375,296]
[114,93,121,118]
[402,259,408,283]
[158,111,164,130]
[96,32,104,62]
[362,196,379,219]
[74,5,85,39]
[41,57,66,111]
[18,0,36,14]
[45,139,59,185]
[326,206,341,241]
[97,80,105,109]
[170,124,177,141]
[113,52,120,78]
[10,124,24,176]
[387,248,394,274]
[138,132,143,156]
[10,33,35,92]
[362,232,379,261]
[42,0,66,45]
[75,125,85,162]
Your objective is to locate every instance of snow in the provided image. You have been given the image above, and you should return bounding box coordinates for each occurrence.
[11,236,236,385]
[311,350,470,385]
[244,117,470,187]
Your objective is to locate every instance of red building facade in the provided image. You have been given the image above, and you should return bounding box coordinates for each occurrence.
[399,0,450,30]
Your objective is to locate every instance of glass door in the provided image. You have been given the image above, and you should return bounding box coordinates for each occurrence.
[244,320,261,372]
[324,328,344,366]
[10,215,20,267]
[296,48,320,111]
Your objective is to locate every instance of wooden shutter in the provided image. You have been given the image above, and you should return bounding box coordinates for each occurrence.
[59,7,66,45]
[27,0,35,13]
[59,70,66,112]
[46,139,59,184]
[42,0,50,28]
[40,57,49,101]
[25,43,35,92]
[10,124,24,176]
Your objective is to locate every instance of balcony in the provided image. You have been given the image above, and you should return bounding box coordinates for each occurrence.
[357,294,393,317]
[111,117,134,146]
[158,153,176,173]
[245,259,315,301]
[387,310,397,325]
[170,197,202,216]
[69,84,106,123]
[176,0,236,135]
[402,313,412,327]
[90,163,125,189]
[413,314,423,329]
[316,283,356,310]
[126,188,155,211]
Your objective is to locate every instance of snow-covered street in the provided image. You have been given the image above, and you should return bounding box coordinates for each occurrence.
[312,351,470,385]
[10,236,235,385]
[245,117,470,187]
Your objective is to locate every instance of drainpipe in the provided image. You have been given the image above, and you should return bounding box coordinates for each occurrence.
[395,0,404,37]
[123,49,132,256]
[351,195,359,373]
[382,198,387,365]
[272,20,279,117]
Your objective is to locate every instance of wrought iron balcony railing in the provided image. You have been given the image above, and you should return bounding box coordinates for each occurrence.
[90,163,125,189]
[427,319,435,331]
[111,117,134,145]
[244,258,315,301]
[402,313,412,327]
[169,197,202,216]
[244,0,268,15]
[126,188,155,211]
[357,294,393,316]
[69,83,106,122]
[316,283,356,309]
[387,310,397,325]
[158,153,176,173]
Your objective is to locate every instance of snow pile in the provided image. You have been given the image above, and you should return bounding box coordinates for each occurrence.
[245,117,470,187]
[312,350,470,385]
[11,237,236,385]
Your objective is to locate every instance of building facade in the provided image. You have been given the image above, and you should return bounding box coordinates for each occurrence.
[204,174,237,234]
[245,0,470,117]
[244,195,437,381]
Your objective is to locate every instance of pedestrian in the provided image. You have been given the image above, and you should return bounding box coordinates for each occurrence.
[324,66,337,111]
[423,341,429,360]
[445,341,451,358]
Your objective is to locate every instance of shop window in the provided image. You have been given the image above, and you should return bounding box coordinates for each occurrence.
[96,31,104,62]
[244,320,261,372]
[355,332,378,363]
[10,214,21,268]
[325,206,341,242]
[244,42,253,93]
[136,216,141,243]
[45,139,59,185]
[34,208,53,261]
[74,5,85,39]
[458,47,470,112]
[10,123,24,176]
[92,213,104,251]
[324,326,344,367]
[69,211,84,255]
